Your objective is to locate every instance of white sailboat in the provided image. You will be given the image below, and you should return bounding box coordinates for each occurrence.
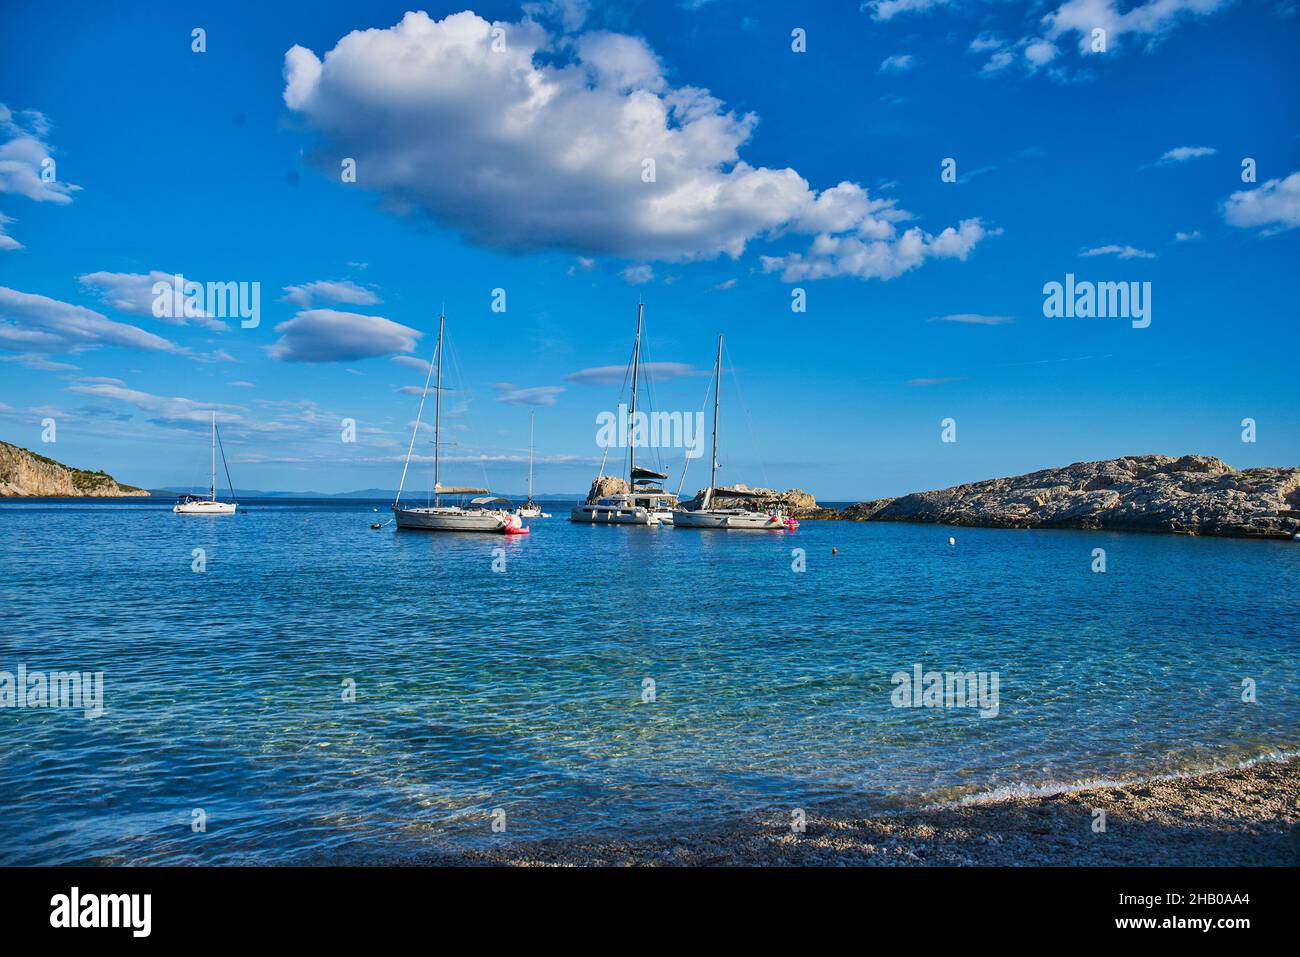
[173,412,237,515]
[570,301,678,526]
[515,412,550,519]
[674,334,795,531]
[391,310,527,535]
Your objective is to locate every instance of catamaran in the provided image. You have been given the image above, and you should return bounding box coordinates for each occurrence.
[391,311,527,534]
[173,412,237,515]
[674,334,795,530]
[570,302,678,526]
[516,411,550,519]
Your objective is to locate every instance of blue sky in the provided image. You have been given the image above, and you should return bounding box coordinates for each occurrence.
[1,0,1297,499]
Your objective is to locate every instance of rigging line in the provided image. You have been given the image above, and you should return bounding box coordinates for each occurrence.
[675,361,715,499]
[214,420,237,505]
[442,328,494,495]
[722,338,772,494]
[637,327,668,475]
[395,338,439,506]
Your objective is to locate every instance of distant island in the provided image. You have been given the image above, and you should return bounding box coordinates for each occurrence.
[822,455,1300,540]
[0,440,149,497]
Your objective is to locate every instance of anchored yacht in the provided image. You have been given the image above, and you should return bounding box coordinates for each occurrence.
[674,334,795,531]
[173,412,237,515]
[570,302,678,526]
[391,311,527,535]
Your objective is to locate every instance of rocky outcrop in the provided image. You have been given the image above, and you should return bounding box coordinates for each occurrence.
[0,440,149,497]
[683,484,821,515]
[843,455,1300,539]
[584,475,631,502]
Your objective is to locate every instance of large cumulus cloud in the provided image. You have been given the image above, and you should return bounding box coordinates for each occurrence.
[281,10,993,276]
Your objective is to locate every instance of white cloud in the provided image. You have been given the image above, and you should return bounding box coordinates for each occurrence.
[391,355,431,374]
[906,376,966,386]
[268,309,422,363]
[762,218,996,282]
[0,104,80,204]
[281,279,381,308]
[0,352,80,371]
[66,381,243,427]
[712,278,737,290]
[280,10,987,281]
[968,33,1006,54]
[0,285,187,355]
[1222,171,1300,234]
[1044,0,1230,54]
[1158,145,1216,164]
[78,271,229,331]
[1080,244,1157,259]
[863,0,951,21]
[928,313,1014,325]
[1174,230,1201,241]
[879,54,915,73]
[622,264,654,285]
[566,361,705,385]
[981,50,1016,74]
[1024,40,1059,69]
[493,382,565,406]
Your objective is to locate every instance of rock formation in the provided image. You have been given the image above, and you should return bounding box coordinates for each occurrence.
[842,455,1299,539]
[0,439,150,497]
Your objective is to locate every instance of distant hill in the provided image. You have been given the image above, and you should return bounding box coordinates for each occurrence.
[0,440,150,497]
[154,486,586,500]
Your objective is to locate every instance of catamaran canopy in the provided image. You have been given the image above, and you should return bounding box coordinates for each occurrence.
[712,488,769,498]
[631,466,668,483]
[434,484,490,494]
[470,496,510,505]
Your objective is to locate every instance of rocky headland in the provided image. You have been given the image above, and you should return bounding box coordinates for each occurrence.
[830,455,1300,539]
[0,439,149,497]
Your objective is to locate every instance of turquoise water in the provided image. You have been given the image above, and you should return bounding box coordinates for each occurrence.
[0,498,1297,865]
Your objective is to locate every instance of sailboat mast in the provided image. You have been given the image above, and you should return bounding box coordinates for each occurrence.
[706,334,721,509]
[433,310,445,508]
[393,327,439,507]
[628,301,642,484]
[528,411,535,501]
[210,411,216,502]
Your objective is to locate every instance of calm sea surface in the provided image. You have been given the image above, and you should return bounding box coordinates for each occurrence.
[1,497,1297,864]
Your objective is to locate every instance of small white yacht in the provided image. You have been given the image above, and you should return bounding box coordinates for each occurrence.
[515,412,550,519]
[673,334,795,531]
[174,412,237,515]
[391,311,527,535]
[570,302,678,526]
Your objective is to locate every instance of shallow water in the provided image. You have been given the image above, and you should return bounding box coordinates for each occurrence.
[1,498,1297,864]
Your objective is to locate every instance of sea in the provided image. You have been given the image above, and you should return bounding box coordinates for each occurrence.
[1,496,1297,864]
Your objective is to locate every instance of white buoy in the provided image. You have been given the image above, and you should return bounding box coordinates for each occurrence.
[948,537,956,546]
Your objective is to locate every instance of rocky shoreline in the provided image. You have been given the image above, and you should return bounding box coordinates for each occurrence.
[401,755,1299,867]
[812,455,1300,540]
[0,439,149,497]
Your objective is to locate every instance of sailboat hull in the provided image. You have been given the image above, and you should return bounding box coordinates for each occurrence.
[569,503,660,525]
[674,509,788,529]
[173,501,236,515]
[392,506,517,533]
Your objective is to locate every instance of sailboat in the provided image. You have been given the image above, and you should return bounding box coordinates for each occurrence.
[674,334,794,530]
[569,301,678,526]
[515,412,550,519]
[173,412,237,515]
[391,310,527,534]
